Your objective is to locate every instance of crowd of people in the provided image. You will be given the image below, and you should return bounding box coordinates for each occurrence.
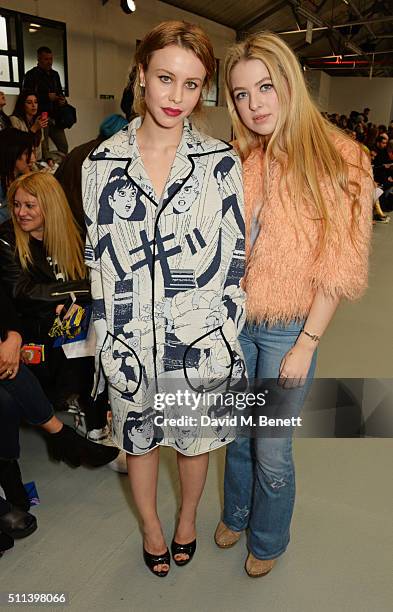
[0,22,376,581]
[325,109,393,222]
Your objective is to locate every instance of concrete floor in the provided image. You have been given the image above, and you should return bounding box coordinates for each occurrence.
[0,222,392,611]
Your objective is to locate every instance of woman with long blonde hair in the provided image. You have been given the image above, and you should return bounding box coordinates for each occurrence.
[214,32,373,577]
[0,172,112,421]
[0,173,120,492]
[9,172,85,280]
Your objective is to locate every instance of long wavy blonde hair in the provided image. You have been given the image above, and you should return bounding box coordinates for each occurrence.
[224,32,368,254]
[8,172,86,280]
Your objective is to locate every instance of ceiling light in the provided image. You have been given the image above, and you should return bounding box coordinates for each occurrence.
[30,23,41,28]
[120,0,136,13]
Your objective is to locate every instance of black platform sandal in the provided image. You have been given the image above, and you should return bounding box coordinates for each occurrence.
[143,547,170,577]
[171,538,197,566]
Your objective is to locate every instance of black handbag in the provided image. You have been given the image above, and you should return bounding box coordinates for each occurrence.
[55,103,77,129]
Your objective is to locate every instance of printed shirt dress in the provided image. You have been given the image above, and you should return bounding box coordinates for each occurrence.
[82,117,246,455]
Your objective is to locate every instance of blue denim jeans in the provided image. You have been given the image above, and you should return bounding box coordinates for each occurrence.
[223,320,317,560]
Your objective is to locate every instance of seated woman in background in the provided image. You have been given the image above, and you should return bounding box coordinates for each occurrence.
[0,281,118,557]
[0,128,35,224]
[0,280,118,488]
[10,91,48,163]
[0,171,96,413]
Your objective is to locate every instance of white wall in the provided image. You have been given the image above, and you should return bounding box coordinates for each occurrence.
[304,70,322,107]
[328,76,393,126]
[305,70,392,126]
[3,0,236,147]
[304,70,331,111]
[319,71,331,111]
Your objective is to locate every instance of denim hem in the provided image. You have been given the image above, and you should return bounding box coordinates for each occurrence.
[247,541,289,561]
[222,520,247,533]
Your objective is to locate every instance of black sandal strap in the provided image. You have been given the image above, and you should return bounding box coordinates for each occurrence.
[143,547,170,576]
[171,539,197,557]
[143,548,170,565]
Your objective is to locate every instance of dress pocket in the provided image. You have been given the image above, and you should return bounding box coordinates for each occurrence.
[183,326,234,392]
[100,331,142,397]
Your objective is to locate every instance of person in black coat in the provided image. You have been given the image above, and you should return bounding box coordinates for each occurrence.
[0,281,37,555]
[0,280,119,556]
[0,279,118,469]
[0,171,92,408]
[22,46,68,155]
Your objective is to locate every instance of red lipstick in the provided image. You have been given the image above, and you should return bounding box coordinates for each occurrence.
[162,107,182,117]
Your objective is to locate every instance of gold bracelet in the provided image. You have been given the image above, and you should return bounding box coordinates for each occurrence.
[301,329,320,342]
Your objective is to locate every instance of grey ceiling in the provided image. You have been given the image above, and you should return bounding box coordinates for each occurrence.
[159,0,393,77]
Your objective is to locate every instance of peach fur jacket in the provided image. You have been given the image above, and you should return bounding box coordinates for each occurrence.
[241,133,374,326]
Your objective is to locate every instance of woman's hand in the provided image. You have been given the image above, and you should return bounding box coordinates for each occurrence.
[278,289,340,388]
[38,113,49,129]
[0,331,22,380]
[31,115,48,133]
[278,335,316,389]
[55,303,79,320]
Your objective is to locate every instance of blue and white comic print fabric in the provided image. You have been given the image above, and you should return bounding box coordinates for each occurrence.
[82,117,246,455]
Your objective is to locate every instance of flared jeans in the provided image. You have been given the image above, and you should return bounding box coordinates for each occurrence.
[223,320,316,560]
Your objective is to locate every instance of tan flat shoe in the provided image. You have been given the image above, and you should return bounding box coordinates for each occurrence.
[214,521,242,548]
[245,552,277,577]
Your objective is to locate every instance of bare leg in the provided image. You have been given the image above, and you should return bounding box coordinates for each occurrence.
[40,416,63,434]
[174,452,209,562]
[126,448,168,573]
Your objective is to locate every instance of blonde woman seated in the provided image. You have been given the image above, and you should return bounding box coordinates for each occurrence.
[0,172,95,412]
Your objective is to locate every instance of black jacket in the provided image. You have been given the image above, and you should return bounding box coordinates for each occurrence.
[55,137,103,234]
[0,220,90,342]
[22,66,63,116]
[372,149,391,186]
[0,282,22,341]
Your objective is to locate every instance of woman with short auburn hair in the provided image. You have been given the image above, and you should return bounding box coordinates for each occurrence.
[83,20,245,577]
